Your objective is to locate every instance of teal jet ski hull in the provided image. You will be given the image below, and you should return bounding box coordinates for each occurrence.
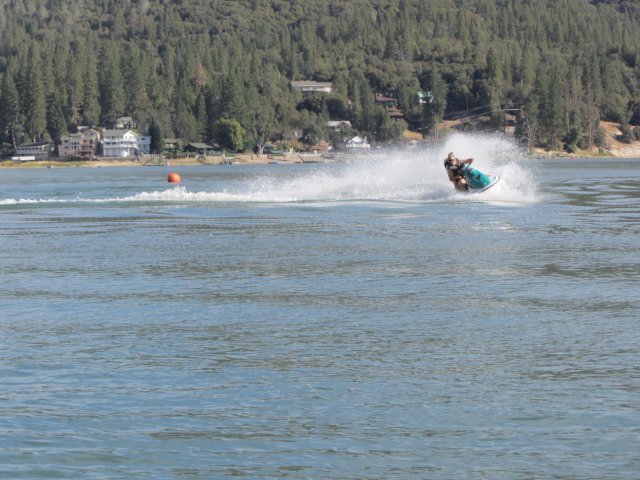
[463,165,500,192]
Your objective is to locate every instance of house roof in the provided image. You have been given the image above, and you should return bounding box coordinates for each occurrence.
[103,129,136,136]
[17,141,51,148]
[375,93,398,103]
[63,129,100,139]
[186,142,213,149]
[291,80,333,88]
[327,120,352,128]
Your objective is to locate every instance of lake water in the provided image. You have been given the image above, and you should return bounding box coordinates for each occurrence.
[1,136,639,479]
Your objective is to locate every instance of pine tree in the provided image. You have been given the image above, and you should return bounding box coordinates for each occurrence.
[533,57,566,148]
[46,93,67,144]
[218,69,246,121]
[245,89,276,155]
[66,44,84,127]
[194,91,208,142]
[485,45,505,127]
[0,72,23,150]
[98,41,125,125]
[353,73,376,137]
[149,121,164,154]
[1,0,639,149]
[23,46,47,141]
[123,44,150,125]
[81,47,101,127]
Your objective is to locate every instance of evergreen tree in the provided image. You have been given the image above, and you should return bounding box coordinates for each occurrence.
[23,46,47,141]
[149,121,164,154]
[0,0,639,150]
[65,44,84,127]
[194,91,208,142]
[375,108,407,143]
[218,69,246,121]
[98,41,125,125]
[301,123,324,149]
[0,72,23,150]
[353,72,376,137]
[485,45,506,127]
[46,93,67,145]
[173,76,197,140]
[81,47,101,126]
[532,58,566,148]
[123,44,150,124]
[247,101,276,155]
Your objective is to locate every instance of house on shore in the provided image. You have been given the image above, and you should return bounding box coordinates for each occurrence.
[184,143,217,155]
[387,106,405,120]
[375,93,405,120]
[163,138,181,152]
[374,92,399,107]
[59,129,100,159]
[102,129,150,158]
[311,140,332,153]
[344,136,370,150]
[15,141,52,160]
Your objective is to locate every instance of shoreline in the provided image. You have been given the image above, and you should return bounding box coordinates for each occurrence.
[0,152,308,169]
[2,148,639,170]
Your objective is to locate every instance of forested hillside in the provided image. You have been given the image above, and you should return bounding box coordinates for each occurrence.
[1,0,639,154]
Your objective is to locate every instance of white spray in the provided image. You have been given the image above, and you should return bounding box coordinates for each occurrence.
[1,133,539,205]
[188,131,539,204]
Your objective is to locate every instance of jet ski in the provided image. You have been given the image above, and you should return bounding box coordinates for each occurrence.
[463,165,500,193]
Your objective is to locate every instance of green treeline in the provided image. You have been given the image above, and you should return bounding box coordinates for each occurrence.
[1,0,639,154]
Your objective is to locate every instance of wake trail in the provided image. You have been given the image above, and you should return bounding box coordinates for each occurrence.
[1,133,539,206]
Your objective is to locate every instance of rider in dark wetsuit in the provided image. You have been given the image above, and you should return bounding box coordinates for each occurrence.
[444,152,474,192]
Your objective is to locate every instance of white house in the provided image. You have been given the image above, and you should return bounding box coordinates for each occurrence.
[344,136,370,150]
[290,80,333,95]
[15,142,52,160]
[59,129,100,159]
[102,129,150,158]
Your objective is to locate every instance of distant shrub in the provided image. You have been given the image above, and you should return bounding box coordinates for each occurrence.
[550,137,564,152]
[564,142,578,153]
[0,142,14,157]
[633,126,640,141]
[563,127,588,151]
[577,133,590,150]
[617,123,634,143]
[594,127,608,148]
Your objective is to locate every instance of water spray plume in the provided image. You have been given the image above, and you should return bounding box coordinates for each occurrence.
[1,134,537,205]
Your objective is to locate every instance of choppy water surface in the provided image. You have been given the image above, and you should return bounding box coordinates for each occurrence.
[1,138,639,479]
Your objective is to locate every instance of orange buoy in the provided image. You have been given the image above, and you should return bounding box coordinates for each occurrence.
[167,172,181,184]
